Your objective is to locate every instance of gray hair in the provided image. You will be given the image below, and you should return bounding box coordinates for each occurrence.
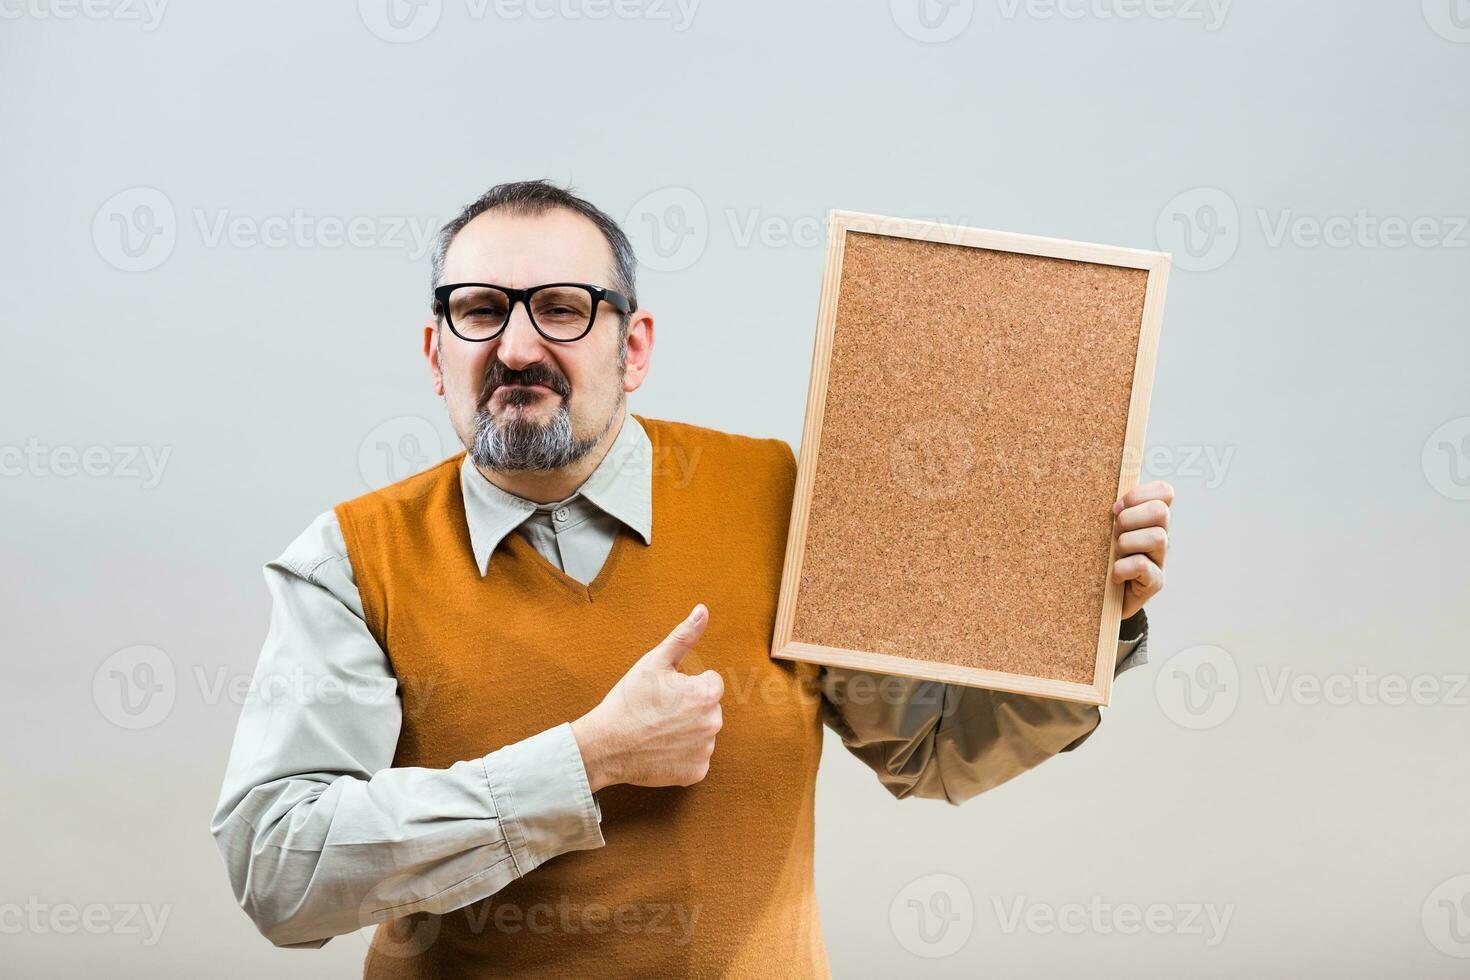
[430,180,638,324]
[470,393,622,472]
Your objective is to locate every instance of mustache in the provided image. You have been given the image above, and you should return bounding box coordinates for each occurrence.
[479,362,570,406]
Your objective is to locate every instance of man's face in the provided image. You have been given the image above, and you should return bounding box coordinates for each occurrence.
[429,207,634,472]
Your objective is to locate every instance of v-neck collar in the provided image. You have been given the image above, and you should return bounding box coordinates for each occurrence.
[502,518,636,601]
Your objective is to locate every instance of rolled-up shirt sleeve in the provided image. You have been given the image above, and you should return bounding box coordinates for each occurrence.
[209,512,604,949]
[820,610,1149,805]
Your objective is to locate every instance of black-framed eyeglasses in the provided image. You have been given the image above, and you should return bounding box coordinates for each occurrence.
[433,282,634,343]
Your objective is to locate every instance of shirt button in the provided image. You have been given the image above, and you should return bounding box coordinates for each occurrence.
[553,507,570,522]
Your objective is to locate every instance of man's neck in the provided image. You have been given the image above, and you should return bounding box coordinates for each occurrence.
[474,405,627,504]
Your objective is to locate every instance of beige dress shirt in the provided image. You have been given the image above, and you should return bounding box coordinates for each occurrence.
[210,412,1147,948]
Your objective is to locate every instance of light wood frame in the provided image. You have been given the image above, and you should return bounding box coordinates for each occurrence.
[770,210,1171,706]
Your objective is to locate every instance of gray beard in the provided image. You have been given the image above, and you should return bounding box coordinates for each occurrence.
[470,394,621,472]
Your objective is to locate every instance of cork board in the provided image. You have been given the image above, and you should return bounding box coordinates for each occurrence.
[771,211,1170,705]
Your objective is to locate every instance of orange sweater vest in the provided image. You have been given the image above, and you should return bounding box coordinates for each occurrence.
[335,415,829,978]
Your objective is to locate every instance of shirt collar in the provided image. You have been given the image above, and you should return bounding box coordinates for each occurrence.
[459,411,653,576]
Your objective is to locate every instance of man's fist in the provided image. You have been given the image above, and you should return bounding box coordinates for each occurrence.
[1111,480,1174,619]
[570,604,725,792]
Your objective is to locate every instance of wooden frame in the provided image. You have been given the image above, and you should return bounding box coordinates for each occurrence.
[771,210,1170,706]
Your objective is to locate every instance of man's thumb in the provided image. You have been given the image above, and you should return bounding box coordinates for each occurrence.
[645,604,708,671]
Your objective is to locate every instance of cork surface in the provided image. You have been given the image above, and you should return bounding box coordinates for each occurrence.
[790,231,1149,684]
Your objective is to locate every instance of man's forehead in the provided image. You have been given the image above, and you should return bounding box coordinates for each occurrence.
[443,207,614,285]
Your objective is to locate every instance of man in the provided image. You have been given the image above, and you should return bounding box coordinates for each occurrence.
[210,180,1171,977]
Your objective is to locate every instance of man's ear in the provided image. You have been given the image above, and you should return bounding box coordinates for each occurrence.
[622,308,655,394]
[423,319,445,396]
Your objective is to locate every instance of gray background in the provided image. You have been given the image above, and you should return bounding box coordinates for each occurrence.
[3,1,1468,976]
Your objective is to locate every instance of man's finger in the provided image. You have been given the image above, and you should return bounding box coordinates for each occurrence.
[1114,498,1171,533]
[1111,554,1164,595]
[644,604,708,670]
[696,669,725,704]
[1114,480,1175,514]
[1115,526,1167,568]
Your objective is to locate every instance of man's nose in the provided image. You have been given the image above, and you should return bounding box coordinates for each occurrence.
[495,302,546,370]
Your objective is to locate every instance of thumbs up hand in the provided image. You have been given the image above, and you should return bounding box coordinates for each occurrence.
[570,604,725,792]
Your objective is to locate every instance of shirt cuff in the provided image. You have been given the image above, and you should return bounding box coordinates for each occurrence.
[1115,609,1150,677]
[481,722,605,876]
